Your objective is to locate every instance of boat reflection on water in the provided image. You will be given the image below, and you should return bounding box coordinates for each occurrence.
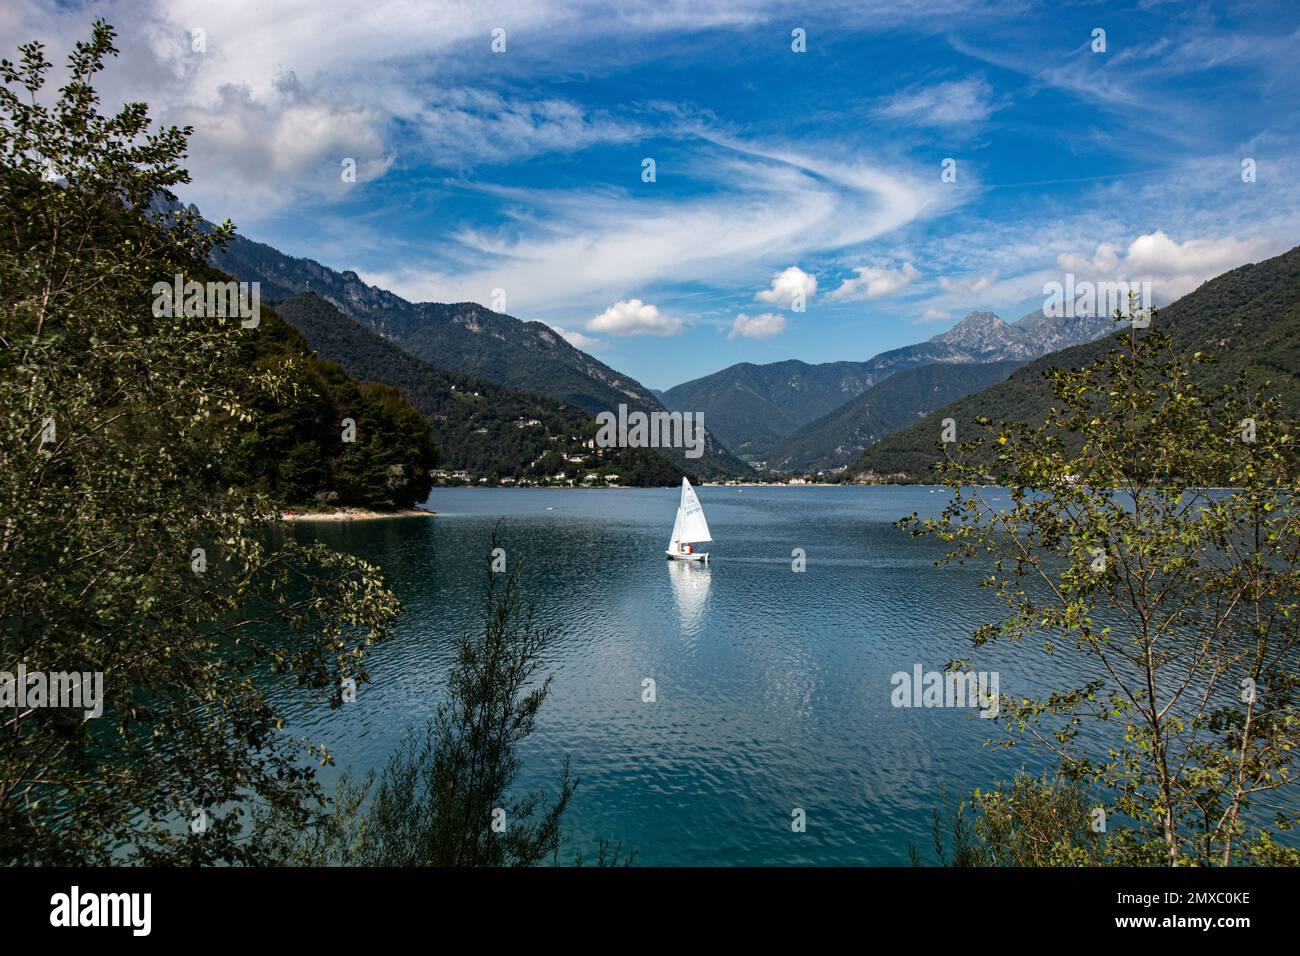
[666,556,712,636]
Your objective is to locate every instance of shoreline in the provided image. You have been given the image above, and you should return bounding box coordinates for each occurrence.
[428,481,862,490]
[279,507,436,522]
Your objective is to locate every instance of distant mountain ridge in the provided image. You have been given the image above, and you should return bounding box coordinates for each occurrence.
[197,203,1119,480]
[849,244,1300,481]
[932,309,1114,358]
[211,229,747,477]
[273,293,689,485]
[661,359,883,459]
[662,309,1112,461]
[766,360,1025,472]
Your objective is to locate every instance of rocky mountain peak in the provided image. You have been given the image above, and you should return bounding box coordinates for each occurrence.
[930,311,1013,352]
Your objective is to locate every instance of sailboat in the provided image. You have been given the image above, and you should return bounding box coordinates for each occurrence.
[666,477,712,562]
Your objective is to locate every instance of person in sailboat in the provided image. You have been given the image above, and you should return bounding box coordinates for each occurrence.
[666,477,712,562]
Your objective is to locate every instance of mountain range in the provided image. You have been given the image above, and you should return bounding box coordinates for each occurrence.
[214,232,746,477]
[849,244,1300,480]
[661,309,1113,464]
[272,292,688,485]
[204,207,1291,487]
[766,359,1026,472]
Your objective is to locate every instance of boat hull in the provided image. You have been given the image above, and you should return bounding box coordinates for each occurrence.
[666,550,709,562]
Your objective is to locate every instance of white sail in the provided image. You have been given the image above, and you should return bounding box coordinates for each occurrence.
[674,477,712,544]
[668,498,684,551]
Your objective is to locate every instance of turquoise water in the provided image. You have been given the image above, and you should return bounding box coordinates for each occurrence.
[270,486,1104,865]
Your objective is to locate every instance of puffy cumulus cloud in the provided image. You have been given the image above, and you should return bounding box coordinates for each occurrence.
[1125,231,1272,278]
[1055,231,1277,301]
[586,299,683,336]
[876,77,1001,126]
[0,4,402,223]
[755,266,817,308]
[548,324,602,350]
[829,262,920,300]
[919,307,951,323]
[728,312,786,339]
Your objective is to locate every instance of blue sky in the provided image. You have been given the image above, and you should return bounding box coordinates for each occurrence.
[7,1,1299,389]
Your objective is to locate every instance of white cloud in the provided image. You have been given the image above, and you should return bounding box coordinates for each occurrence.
[548,324,603,350]
[1125,231,1269,278]
[728,312,786,339]
[364,140,946,317]
[586,298,683,336]
[405,89,645,167]
[366,141,947,316]
[1057,242,1121,275]
[173,79,392,220]
[0,1,956,308]
[911,269,1039,321]
[829,261,920,300]
[937,272,997,299]
[1055,231,1276,300]
[755,266,817,308]
[876,77,1001,126]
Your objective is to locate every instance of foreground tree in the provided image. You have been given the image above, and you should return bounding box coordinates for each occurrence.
[911,774,1106,867]
[0,22,399,863]
[903,313,1299,865]
[362,548,576,865]
[254,541,585,866]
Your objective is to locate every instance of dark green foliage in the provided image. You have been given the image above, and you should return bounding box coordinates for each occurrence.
[334,380,439,508]
[358,546,575,865]
[600,446,693,486]
[0,21,402,864]
[571,838,637,867]
[220,297,439,509]
[279,441,327,502]
[909,782,989,867]
[901,320,1298,865]
[911,775,1105,867]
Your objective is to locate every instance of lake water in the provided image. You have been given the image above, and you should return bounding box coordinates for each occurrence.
[271,486,1112,865]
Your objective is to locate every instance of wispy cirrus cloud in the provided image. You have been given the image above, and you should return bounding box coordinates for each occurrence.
[8,0,1297,387]
[875,77,1001,126]
[402,89,648,168]
[363,139,948,318]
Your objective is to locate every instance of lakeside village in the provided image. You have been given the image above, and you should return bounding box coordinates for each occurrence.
[429,466,856,488]
[427,415,885,488]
